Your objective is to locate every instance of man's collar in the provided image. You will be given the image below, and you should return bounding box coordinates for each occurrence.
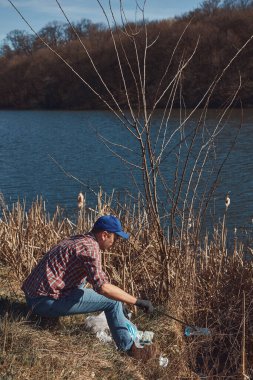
[86,231,99,243]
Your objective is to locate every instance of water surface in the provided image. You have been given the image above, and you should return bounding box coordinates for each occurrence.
[0,109,252,240]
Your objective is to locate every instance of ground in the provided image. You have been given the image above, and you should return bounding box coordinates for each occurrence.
[0,263,195,380]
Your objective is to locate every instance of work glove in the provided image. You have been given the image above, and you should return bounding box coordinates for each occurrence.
[135,299,154,314]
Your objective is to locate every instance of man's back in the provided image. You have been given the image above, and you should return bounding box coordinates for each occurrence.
[22,234,108,298]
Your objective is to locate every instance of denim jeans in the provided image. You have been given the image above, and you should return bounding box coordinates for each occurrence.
[25,286,134,352]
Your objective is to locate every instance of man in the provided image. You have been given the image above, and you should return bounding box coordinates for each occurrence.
[22,215,157,361]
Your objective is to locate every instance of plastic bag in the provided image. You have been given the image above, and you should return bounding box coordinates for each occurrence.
[84,312,109,334]
[84,312,112,343]
[96,330,112,343]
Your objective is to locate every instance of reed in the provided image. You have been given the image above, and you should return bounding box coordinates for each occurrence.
[0,192,253,378]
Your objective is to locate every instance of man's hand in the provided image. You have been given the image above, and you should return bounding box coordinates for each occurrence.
[135,299,154,314]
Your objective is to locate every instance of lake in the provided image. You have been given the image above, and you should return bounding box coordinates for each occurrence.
[0,109,252,242]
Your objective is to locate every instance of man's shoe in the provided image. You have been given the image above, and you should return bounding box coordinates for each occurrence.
[128,342,158,363]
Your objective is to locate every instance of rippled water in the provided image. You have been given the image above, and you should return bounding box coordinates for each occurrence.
[0,109,252,239]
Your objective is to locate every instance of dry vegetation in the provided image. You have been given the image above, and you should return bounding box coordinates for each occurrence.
[1,1,253,109]
[0,194,253,379]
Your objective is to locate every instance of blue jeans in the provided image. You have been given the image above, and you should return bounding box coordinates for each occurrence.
[25,286,134,352]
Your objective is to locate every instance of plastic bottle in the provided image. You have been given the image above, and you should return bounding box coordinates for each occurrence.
[126,321,154,348]
[184,326,211,337]
[140,330,154,345]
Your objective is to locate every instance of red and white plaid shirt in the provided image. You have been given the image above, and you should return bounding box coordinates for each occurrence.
[22,233,108,299]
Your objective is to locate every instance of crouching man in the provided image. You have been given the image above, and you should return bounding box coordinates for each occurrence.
[22,215,157,361]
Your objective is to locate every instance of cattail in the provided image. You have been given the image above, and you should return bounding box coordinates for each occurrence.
[0,192,6,210]
[77,192,84,209]
[225,193,230,210]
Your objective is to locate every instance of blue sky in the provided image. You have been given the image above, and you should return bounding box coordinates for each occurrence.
[0,0,201,43]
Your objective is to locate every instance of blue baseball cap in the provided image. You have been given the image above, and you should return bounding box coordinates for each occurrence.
[93,215,129,239]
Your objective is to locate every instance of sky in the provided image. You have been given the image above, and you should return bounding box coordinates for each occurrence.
[0,0,202,43]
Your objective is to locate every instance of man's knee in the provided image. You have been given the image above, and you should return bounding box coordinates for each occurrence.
[104,299,122,313]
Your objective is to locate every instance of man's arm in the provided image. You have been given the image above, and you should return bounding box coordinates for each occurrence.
[99,283,154,314]
[99,283,137,304]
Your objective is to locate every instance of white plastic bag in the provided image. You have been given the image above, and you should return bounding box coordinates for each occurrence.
[84,312,109,333]
[84,312,112,343]
[96,330,112,343]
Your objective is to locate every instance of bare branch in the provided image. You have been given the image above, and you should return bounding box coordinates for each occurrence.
[7,0,129,125]
[97,132,143,170]
[55,0,134,128]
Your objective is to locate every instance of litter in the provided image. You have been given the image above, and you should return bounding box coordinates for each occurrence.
[159,355,169,368]
[126,320,154,348]
[96,330,112,343]
[155,308,211,337]
[84,312,109,333]
[84,311,167,366]
[84,312,112,343]
[184,326,211,337]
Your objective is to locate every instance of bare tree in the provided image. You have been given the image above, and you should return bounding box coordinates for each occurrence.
[200,0,222,13]
[223,0,253,8]
[4,29,34,55]
[37,21,65,47]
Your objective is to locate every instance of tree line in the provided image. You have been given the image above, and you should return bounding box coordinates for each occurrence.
[0,0,253,109]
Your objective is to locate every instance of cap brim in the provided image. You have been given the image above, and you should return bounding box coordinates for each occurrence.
[115,231,129,239]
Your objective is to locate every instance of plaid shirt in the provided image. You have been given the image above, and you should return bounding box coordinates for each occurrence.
[21,233,108,299]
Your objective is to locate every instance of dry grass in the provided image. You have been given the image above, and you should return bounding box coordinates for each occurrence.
[0,290,191,379]
[0,194,253,379]
[0,314,148,380]
[0,300,199,379]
